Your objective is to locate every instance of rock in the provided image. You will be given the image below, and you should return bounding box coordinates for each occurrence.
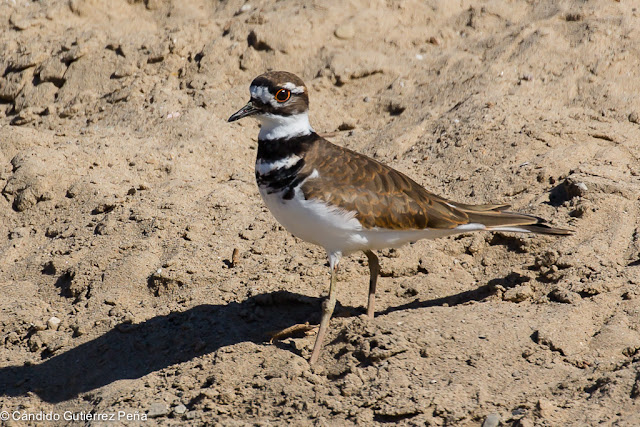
[32,321,47,332]
[337,120,356,131]
[47,316,61,331]
[629,111,639,124]
[334,23,355,40]
[6,331,20,344]
[503,285,534,303]
[339,373,364,397]
[61,44,91,63]
[0,69,34,102]
[13,188,38,212]
[94,219,113,235]
[92,202,116,214]
[71,322,87,337]
[565,12,583,22]
[28,330,67,354]
[9,49,48,71]
[28,333,43,352]
[10,12,36,30]
[147,402,169,418]
[466,234,485,254]
[173,404,187,415]
[548,288,579,304]
[536,398,555,417]
[14,81,58,113]
[237,4,252,14]
[111,58,137,78]
[517,418,534,427]
[482,413,501,427]
[38,57,67,86]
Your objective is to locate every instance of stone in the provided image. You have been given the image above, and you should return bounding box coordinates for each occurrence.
[335,23,355,40]
[503,285,534,303]
[482,413,501,427]
[47,316,61,331]
[38,57,67,86]
[147,402,169,418]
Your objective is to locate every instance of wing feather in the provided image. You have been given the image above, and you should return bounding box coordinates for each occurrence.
[298,135,572,236]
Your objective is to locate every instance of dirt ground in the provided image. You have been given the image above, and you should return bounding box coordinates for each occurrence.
[1,0,639,425]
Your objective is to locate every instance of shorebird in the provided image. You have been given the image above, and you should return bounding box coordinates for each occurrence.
[228,71,571,365]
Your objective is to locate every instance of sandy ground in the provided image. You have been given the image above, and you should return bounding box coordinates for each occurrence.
[1,0,639,425]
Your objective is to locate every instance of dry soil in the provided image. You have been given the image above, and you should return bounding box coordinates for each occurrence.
[1,0,640,425]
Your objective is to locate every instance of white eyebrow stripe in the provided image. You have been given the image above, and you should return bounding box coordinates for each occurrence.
[250,85,272,103]
[250,85,279,107]
[282,82,305,94]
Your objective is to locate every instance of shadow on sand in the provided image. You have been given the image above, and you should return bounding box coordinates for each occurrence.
[1,280,501,403]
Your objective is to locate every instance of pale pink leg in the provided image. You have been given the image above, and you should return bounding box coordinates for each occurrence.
[365,250,380,318]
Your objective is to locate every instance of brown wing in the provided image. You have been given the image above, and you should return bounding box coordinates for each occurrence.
[299,137,470,230]
[299,136,572,235]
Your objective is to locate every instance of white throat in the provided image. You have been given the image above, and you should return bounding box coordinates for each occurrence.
[257,112,314,141]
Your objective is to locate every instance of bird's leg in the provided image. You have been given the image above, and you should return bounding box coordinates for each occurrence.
[309,252,341,365]
[364,250,380,318]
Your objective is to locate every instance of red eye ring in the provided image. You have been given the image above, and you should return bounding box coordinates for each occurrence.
[275,88,291,103]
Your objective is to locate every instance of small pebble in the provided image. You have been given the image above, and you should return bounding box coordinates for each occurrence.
[537,398,555,417]
[482,413,501,427]
[549,288,579,304]
[334,23,355,40]
[147,402,169,418]
[629,111,639,124]
[72,322,87,336]
[173,404,187,415]
[338,120,356,131]
[231,248,240,267]
[32,321,47,332]
[47,316,61,331]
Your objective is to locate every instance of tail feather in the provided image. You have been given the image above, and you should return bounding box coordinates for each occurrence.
[459,207,573,236]
[452,202,511,212]
[489,223,573,235]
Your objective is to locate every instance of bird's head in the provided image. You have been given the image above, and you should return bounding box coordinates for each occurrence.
[228,71,313,140]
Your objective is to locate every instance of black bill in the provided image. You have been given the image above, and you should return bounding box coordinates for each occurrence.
[228,101,260,122]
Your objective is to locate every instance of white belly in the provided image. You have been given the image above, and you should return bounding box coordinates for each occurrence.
[258,185,480,255]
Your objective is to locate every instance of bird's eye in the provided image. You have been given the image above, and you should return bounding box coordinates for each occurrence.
[275,88,291,103]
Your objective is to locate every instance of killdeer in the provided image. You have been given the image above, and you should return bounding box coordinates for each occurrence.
[228,71,571,365]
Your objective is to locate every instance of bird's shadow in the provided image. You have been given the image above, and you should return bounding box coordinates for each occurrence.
[1,280,501,403]
[378,282,497,316]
